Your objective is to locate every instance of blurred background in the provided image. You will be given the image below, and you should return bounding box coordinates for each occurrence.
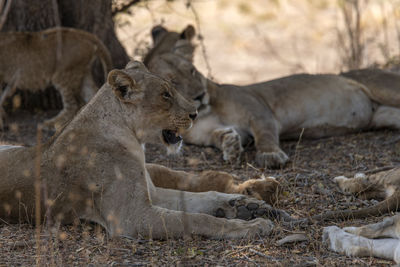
[115,0,400,84]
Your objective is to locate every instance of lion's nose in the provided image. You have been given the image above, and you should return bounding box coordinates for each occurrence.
[189,112,198,121]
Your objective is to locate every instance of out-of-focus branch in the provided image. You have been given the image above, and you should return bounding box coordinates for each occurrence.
[0,0,12,30]
[112,0,142,16]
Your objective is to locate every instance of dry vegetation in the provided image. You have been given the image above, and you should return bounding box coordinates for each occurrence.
[1,109,399,266]
[1,0,400,265]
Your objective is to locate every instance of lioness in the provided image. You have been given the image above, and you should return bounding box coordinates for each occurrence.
[323,215,400,263]
[0,27,112,130]
[296,168,400,223]
[0,61,284,239]
[144,25,400,168]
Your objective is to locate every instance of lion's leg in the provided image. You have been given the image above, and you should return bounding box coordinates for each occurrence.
[126,205,274,240]
[344,215,400,239]
[146,163,280,204]
[97,178,274,239]
[183,114,243,163]
[211,127,243,164]
[0,81,17,130]
[249,116,288,168]
[148,185,291,222]
[323,225,400,263]
[371,105,400,130]
[43,83,80,130]
[81,73,98,103]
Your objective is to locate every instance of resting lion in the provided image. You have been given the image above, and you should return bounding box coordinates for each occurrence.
[144,25,400,168]
[298,167,400,223]
[0,27,112,130]
[0,61,291,239]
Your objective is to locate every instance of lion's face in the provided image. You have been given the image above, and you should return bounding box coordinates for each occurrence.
[144,25,210,114]
[107,61,197,152]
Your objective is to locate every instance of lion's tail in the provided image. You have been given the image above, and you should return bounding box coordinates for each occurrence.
[91,36,113,81]
[310,190,400,222]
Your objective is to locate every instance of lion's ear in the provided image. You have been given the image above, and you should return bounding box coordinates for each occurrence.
[107,70,143,103]
[151,25,168,45]
[180,25,195,41]
[125,60,149,72]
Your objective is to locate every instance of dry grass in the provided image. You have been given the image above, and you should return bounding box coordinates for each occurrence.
[115,0,400,83]
[1,0,400,265]
[0,110,399,265]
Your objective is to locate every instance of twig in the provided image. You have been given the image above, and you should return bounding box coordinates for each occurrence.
[35,125,43,266]
[364,165,398,175]
[112,0,142,16]
[0,0,12,30]
[292,128,305,170]
[383,136,400,146]
[187,0,213,79]
[248,248,280,261]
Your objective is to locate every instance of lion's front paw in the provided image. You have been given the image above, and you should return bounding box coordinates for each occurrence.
[218,128,243,163]
[216,196,292,222]
[255,150,288,168]
[238,176,280,204]
[333,176,350,193]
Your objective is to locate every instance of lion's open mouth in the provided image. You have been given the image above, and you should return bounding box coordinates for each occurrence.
[162,129,182,145]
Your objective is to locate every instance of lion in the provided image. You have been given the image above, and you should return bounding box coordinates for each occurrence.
[144,25,400,168]
[0,60,294,239]
[290,167,400,223]
[323,214,400,263]
[0,27,112,130]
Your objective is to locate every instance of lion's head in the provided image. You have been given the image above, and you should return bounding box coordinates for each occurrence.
[144,25,210,115]
[107,61,197,153]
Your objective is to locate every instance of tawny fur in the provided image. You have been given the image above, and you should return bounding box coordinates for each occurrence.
[0,61,277,239]
[147,163,280,204]
[0,27,112,130]
[144,25,400,168]
[323,215,400,263]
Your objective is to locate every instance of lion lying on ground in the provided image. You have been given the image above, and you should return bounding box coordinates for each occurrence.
[0,61,291,239]
[144,25,400,168]
[293,167,400,223]
[0,27,112,130]
[323,215,400,263]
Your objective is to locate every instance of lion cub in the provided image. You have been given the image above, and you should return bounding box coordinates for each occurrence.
[0,27,112,130]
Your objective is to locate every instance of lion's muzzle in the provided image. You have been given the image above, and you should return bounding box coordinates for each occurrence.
[162,129,183,145]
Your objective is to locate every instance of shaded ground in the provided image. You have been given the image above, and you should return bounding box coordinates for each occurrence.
[1,110,399,266]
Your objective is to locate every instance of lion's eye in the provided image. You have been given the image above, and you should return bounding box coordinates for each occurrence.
[190,68,196,76]
[163,91,172,99]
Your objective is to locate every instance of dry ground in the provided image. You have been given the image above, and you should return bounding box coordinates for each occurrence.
[0,110,399,266]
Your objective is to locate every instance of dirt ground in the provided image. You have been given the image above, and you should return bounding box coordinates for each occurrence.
[0,109,399,266]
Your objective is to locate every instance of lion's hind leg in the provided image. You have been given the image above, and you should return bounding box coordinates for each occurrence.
[343,215,400,239]
[146,163,280,204]
[371,105,400,130]
[323,225,400,263]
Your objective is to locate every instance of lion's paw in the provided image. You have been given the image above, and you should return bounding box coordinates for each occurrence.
[255,150,288,168]
[333,176,349,192]
[242,218,274,238]
[218,128,243,163]
[216,196,293,222]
